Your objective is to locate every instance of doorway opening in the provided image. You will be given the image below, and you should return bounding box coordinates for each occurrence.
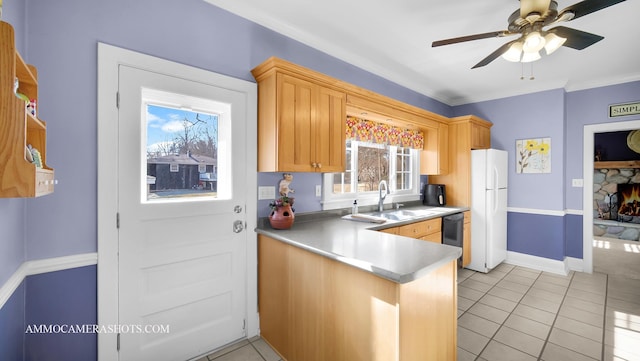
[583,119,640,277]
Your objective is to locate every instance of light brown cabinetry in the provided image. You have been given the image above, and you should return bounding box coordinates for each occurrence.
[252,61,346,172]
[258,234,457,361]
[462,211,471,267]
[421,122,449,175]
[470,121,491,149]
[0,21,54,197]
[429,115,492,207]
[394,218,442,243]
[345,94,450,176]
[252,57,451,175]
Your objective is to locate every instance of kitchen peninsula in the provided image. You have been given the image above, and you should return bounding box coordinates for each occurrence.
[256,206,463,361]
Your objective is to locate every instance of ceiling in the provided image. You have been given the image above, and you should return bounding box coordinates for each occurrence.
[204,0,640,106]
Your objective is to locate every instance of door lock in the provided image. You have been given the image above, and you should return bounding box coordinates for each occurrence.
[234,205,243,213]
[233,220,245,233]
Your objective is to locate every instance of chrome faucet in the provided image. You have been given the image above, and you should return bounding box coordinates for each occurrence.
[378,180,389,212]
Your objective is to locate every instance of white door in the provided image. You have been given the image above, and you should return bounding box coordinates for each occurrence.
[117,64,248,361]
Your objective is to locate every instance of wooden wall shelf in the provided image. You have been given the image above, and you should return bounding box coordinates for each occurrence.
[594,161,640,169]
[0,21,55,197]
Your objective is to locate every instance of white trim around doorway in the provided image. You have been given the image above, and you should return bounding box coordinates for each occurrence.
[583,119,640,274]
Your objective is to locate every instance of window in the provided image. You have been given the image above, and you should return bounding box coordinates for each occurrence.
[322,139,420,210]
[143,89,229,202]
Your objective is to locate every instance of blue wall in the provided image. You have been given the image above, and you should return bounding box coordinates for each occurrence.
[0,282,25,361]
[25,266,97,361]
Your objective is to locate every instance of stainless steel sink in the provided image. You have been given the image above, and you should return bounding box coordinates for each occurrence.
[366,210,415,221]
[365,207,459,221]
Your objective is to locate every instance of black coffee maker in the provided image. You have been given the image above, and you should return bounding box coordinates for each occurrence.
[423,184,446,206]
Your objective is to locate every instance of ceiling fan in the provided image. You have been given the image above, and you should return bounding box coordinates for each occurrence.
[432,0,626,68]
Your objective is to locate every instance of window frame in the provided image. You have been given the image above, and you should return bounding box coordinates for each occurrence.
[321,140,421,210]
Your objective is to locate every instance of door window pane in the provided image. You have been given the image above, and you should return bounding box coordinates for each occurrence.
[146,104,218,200]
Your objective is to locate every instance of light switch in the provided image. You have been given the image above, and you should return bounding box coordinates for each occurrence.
[315,185,322,197]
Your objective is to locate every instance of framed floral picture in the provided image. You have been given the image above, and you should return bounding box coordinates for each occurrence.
[516,137,551,173]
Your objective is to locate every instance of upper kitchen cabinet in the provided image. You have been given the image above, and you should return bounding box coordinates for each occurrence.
[252,58,346,173]
[0,21,55,197]
[470,120,491,149]
[429,115,492,206]
[252,57,452,175]
[345,94,450,176]
[421,122,449,175]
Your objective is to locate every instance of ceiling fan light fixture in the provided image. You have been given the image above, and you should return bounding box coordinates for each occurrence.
[544,32,566,55]
[502,41,523,62]
[521,51,541,63]
[523,31,546,53]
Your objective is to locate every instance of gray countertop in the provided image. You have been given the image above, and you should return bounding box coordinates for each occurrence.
[255,205,467,284]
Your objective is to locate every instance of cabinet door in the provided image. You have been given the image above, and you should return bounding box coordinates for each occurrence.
[462,211,471,266]
[420,232,442,244]
[315,86,346,172]
[379,227,398,235]
[470,123,491,149]
[397,218,441,238]
[420,123,448,175]
[277,74,316,172]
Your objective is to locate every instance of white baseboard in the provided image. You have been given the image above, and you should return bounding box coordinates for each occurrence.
[0,253,98,310]
[565,257,584,273]
[505,251,569,276]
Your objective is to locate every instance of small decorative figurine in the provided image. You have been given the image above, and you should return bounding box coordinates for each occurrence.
[278,173,295,197]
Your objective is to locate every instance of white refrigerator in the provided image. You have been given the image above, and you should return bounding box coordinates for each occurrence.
[468,149,508,273]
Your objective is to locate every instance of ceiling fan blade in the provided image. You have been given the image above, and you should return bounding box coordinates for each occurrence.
[471,40,519,69]
[432,31,513,47]
[559,0,626,21]
[548,26,604,49]
[521,0,552,17]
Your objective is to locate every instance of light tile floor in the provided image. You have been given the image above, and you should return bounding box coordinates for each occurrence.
[194,336,283,361]
[196,264,640,361]
[457,263,640,361]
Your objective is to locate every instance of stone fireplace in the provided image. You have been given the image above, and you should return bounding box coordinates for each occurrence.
[594,168,640,241]
[618,183,640,222]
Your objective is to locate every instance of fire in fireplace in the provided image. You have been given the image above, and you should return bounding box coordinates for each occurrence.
[618,184,640,218]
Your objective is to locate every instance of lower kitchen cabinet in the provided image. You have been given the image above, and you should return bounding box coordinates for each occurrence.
[258,235,457,361]
[462,211,471,267]
[382,217,442,244]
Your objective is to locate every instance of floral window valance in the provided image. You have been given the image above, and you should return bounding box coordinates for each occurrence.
[346,116,424,150]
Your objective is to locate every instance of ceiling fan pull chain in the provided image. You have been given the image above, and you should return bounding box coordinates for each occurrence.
[530,63,535,80]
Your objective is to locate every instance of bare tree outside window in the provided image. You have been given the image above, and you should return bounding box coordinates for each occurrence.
[145,104,219,200]
[357,143,388,192]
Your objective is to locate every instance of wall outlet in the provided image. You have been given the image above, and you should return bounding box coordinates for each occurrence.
[572,179,584,187]
[315,185,322,197]
[258,186,276,200]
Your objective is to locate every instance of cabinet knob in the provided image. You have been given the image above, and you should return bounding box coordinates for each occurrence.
[317,163,322,169]
[312,162,317,168]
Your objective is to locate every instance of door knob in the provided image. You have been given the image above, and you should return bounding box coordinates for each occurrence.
[233,220,245,233]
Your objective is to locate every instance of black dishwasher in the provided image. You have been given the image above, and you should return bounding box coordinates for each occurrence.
[442,212,464,267]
